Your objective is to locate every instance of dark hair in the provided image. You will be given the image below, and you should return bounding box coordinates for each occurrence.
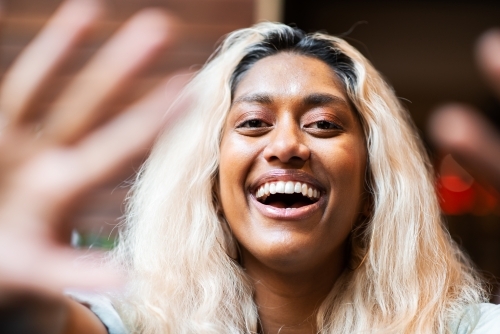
[230,27,358,96]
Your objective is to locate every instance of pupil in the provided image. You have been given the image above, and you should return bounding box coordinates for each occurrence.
[249,120,261,127]
[317,121,330,129]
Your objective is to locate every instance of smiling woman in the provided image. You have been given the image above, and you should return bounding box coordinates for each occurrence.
[7,1,500,333]
[100,23,500,334]
[219,53,367,333]
[220,52,366,285]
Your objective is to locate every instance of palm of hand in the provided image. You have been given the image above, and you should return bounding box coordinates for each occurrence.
[0,0,187,291]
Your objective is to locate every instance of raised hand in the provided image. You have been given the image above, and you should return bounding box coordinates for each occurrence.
[0,0,188,291]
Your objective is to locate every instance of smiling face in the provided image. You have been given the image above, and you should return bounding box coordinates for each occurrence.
[219,53,367,274]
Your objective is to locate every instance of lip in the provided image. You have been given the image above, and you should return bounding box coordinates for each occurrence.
[249,169,325,194]
[248,169,327,220]
[250,194,326,220]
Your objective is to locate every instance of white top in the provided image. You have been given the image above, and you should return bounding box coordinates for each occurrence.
[67,291,500,334]
[66,289,127,334]
[453,303,500,334]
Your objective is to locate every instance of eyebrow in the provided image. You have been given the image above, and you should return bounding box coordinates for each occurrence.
[303,93,347,106]
[231,92,348,108]
[232,93,274,106]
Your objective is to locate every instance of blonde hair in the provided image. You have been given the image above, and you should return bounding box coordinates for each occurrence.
[110,22,486,333]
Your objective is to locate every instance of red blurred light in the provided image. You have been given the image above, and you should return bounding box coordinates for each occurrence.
[437,176,475,215]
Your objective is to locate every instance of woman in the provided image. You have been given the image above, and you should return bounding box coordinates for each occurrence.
[1,2,499,333]
[100,23,498,333]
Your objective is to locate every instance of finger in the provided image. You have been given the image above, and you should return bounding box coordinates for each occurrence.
[0,233,121,290]
[62,72,191,200]
[45,9,175,145]
[38,249,122,290]
[476,29,500,99]
[428,104,500,192]
[6,72,190,221]
[0,0,103,124]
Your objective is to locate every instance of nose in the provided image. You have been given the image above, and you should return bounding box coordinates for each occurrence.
[263,120,310,164]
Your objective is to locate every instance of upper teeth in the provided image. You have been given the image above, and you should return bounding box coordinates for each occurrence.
[255,181,320,200]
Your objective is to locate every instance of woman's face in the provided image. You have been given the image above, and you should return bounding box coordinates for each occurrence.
[219,53,367,273]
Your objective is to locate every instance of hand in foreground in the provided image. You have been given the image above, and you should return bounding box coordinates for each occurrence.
[0,0,188,291]
[428,30,500,193]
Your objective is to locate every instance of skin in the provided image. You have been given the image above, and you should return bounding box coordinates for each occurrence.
[0,1,185,332]
[0,288,107,334]
[219,53,367,333]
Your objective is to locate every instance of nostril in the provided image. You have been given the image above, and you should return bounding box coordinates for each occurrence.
[263,141,310,163]
[262,122,311,163]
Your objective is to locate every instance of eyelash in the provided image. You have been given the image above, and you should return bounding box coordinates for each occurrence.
[305,120,342,130]
[237,119,343,132]
[237,119,271,128]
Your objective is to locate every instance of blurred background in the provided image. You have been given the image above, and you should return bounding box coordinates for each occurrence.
[1,0,499,301]
[284,0,500,303]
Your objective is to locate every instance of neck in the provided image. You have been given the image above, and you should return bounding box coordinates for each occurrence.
[242,248,347,334]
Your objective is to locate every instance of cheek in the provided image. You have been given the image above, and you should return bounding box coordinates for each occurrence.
[319,137,367,209]
[218,133,261,216]
[317,136,365,176]
[336,149,365,183]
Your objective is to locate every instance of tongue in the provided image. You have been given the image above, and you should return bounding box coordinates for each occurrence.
[268,201,286,208]
[291,201,310,208]
[267,200,311,209]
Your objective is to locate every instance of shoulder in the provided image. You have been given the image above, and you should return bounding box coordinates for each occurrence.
[454,303,500,334]
[65,289,128,334]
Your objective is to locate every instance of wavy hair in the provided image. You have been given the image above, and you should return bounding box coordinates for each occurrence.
[110,22,486,333]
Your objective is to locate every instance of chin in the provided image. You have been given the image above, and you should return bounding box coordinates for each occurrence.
[239,227,339,274]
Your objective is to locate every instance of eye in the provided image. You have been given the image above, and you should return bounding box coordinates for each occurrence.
[315,121,339,129]
[237,119,271,128]
[306,120,342,130]
[302,117,344,138]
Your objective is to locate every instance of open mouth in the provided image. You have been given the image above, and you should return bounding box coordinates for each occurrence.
[255,181,321,209]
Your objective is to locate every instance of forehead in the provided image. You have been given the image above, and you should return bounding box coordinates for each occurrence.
[233,53,348,101]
